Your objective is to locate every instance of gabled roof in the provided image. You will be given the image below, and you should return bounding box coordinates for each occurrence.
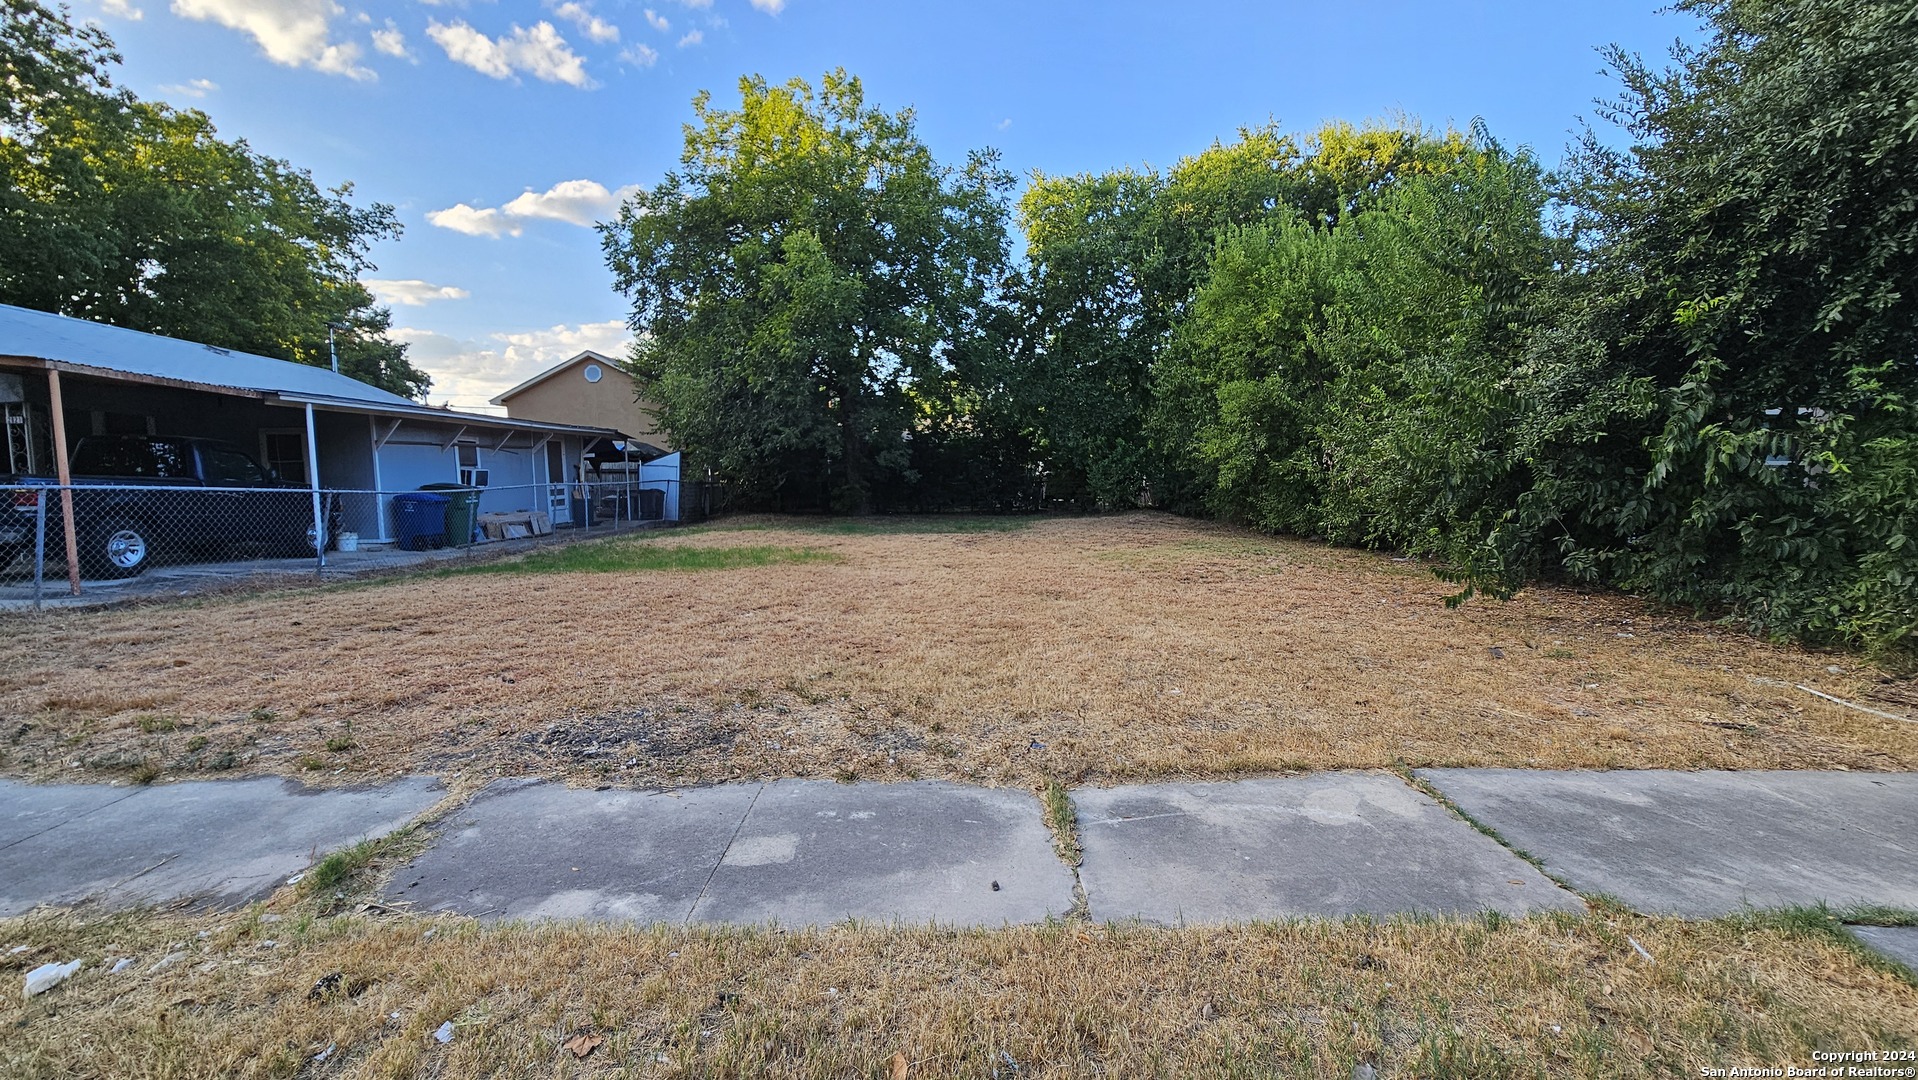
[0,302,623,438]
[489,350,632,405]
[0,302,418,406]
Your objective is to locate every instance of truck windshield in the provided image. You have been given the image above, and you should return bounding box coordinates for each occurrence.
[70,437,191,478]
[200,446,267,486]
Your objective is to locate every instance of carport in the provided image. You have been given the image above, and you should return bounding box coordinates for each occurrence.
[0,303,625,594]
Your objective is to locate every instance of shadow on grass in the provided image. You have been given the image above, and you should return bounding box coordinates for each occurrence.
[438,540,841,576]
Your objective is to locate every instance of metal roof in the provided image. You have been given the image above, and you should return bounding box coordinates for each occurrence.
[272,391,621,437]
[0,302,419,406]
[0,303,620,438]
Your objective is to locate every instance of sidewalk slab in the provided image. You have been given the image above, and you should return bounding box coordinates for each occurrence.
[689,780,1074,927]
[394,779,1075,927]
[394,779,758,923]
[1418,769,1918,916]
[1074,774,1583,925]
[0,776,442,916]
[1851,926,1918,972]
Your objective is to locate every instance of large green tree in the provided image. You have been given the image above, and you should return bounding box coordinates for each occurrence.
[1496,0,1918,654]
[602,71,1012,513]
[0,0,427,397]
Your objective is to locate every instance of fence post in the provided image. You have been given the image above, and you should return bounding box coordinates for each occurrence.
[32,488,45,611]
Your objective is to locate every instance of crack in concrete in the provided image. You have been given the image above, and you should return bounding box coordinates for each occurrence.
[683,781,764,924]
[0,787,145,852]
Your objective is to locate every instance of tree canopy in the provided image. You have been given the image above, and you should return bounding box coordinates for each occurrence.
[0,0,427,397]
[602,71,1011,513]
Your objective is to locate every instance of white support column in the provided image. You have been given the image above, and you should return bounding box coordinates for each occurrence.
[305,403,324,569]
[368,414,388,542]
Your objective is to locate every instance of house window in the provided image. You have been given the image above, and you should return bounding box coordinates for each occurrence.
[457,441,488,487]
[260,430,307,485]
[100,411,153,436]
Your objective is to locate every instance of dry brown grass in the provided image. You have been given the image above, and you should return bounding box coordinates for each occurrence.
[2,513,1914,790]
[3,904,1913,1079]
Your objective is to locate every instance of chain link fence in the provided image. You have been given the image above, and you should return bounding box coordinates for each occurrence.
[1,478,684,608]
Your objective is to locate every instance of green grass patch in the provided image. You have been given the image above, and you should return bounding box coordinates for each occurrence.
[1042,779,1081,865]
[300,825,432,902]
[448,541,840,576]
[697,515,1041,537]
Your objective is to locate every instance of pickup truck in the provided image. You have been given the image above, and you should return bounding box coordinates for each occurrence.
[1,435,321,579]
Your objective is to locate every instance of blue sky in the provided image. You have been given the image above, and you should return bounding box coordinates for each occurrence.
[83,0,1701,409]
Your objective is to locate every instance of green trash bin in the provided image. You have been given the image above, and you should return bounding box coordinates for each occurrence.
[419,483,480,546]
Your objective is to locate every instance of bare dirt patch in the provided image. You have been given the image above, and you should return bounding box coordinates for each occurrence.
[2,512,1913,789]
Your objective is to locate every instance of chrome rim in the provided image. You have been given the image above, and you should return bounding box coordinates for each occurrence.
[106,529,147,569]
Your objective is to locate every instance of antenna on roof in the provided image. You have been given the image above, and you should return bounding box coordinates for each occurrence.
[326,321,348,374]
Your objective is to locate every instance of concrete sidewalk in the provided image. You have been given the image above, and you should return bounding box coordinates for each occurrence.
[395,778,1075,926]
[1418,768,1918,916]
[3,770,1915,952]
[0,776,441,916]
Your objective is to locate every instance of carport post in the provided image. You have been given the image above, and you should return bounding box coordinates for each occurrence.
[305,403,324,572]
[44,368,80,595]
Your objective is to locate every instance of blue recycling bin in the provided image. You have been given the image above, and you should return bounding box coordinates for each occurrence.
[391,491,450,551]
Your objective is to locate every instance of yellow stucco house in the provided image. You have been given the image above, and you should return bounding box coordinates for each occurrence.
[489,350,671,455]
[491,350,688,520]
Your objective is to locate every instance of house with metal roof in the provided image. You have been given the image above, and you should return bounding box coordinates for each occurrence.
[0,302,624,546]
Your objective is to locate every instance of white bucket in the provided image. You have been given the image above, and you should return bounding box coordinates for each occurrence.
[336,532,360,553]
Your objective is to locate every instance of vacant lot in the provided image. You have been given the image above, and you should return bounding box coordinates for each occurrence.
[3,905,1913,1079]
[2,513,1913,790]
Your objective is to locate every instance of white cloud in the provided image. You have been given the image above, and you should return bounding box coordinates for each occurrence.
[642,7,667,31]
[748,0,783,12]
[371,20,410,59]
[501,179,640,226]
[170,0,374,80]
[426,19,593,88]
[363,279,470,306]
[997,117,1012,131]
[550,1,617,43]
[676,28,700,47]
[100,0,143,20]
[618,42,657,67]
[428,179,638,237]
[395,320,632,407]
[158,78,219,98]
[425,203,522,238]
[671,0,711,8]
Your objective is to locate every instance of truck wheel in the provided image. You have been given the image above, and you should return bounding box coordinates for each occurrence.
[82,518,154,579]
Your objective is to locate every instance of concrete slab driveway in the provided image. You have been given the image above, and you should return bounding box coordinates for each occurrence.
[1072,773,1583,924]
[1419,769,1918,916]
[0,776,442,916]
[394,779,1075,927]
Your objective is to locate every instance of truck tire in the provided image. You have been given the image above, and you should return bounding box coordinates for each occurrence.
[80,516,155,579]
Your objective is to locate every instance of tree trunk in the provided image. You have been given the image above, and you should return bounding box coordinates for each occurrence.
[839,379,870,515]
